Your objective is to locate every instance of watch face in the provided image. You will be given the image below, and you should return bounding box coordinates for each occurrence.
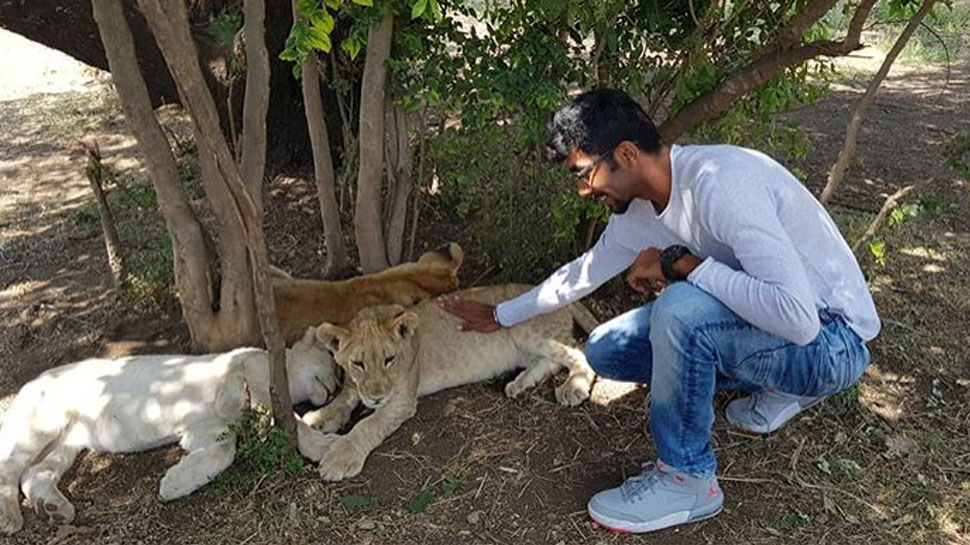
[661,246,690,280]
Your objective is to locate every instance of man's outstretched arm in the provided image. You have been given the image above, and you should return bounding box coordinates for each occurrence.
[438,220,638,332]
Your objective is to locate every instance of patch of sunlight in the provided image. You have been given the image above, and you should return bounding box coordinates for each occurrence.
[0,29,106,102]
[0,279,46,300]
[900,247,947,261]
[589,379,643,406]
[924,263,946,273]
[859,364,917,422]
[936,495,970,545]
[869,274,896,294]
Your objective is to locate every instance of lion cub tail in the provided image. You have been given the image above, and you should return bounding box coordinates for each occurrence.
[568,302,600,335]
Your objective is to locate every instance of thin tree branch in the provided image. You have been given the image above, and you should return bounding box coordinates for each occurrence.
[851,181,929,254]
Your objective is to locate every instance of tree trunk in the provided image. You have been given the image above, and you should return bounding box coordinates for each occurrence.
[91,0,218,347]
[408,106,429,261]
[355,11,393,273]
[82,140,127,287]
[239,0,270,215]
[659,0,877,141]
[303,51,352,276]
[820,0,937,204]
[197,142,260,346]
[137,0,295,433]
[384,100,412,266]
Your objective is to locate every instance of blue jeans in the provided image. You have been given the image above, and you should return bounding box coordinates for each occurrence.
[586,282,870,477]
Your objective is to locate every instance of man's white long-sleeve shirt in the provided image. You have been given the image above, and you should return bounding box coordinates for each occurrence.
[495,144,881,345]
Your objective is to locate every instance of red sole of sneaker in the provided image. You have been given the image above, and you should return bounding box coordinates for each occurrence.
[591,519,631,533]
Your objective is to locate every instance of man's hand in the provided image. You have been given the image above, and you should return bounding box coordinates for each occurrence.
[626,248,665,293]
[436,296,501,333]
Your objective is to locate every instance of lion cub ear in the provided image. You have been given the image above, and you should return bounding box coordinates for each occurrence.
[316,323,349,353]
[387,311,419,341]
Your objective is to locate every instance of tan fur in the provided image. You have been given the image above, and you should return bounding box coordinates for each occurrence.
[298,284,596,481]
[273,243,464,344]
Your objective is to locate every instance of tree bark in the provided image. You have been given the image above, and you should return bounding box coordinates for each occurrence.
[137,0,295,433]
[91,0,217,346]
[196,141,260,346]
[821,0,938,204]
[299,39,351,276]
[355,11,393,273]
[384,100,412,266]
[239,0,270,215]
[81,140,127,287]
[659,0,877,141]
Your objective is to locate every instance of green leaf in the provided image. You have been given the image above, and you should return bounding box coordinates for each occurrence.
[869,240,886,266]
[429,0,442,20]
[307,25,333,52]
[440,474,462,496]
[324,0,341,8]
[411,0,428,19]
[297,0,318,16]
[352,0,373,5]
[340,494,375,510]
[407,489,435,513]
[205,13,242,48]
[291,61,303,80]
[780,511,810,531]
[815,457,832,475]
[342,37,362,60]
[310,9,335,33]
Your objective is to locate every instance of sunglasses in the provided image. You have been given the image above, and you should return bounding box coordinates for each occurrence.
[571,146,616,188]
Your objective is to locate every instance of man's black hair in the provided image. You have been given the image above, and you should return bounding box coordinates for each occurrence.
[546,88,662,163]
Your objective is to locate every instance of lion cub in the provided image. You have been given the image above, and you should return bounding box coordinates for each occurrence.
[273,242,463,343]
[299,284,596,481]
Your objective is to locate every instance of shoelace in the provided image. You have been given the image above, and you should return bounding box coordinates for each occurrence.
[619,462,671,501]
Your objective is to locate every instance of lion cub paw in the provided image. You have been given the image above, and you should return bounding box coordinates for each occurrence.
[317,438,365,481]
[554,376,591,407]
[302,405,351,434]
[503,379,530,400]
[296,421,339,462]
[32,495,75,526]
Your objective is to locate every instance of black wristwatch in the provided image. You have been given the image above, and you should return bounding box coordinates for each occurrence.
[660,245,692,282]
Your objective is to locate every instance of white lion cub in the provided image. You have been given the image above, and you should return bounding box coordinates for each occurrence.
[300,284,596,481]
[0,328,338,535]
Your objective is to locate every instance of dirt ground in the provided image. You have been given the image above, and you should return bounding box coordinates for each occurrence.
[1,28,969,545]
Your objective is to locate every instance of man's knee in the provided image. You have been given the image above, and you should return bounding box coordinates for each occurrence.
[584,324,614,375]
[649,282,724,334]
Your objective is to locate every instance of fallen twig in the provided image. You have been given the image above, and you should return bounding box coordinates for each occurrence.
[851,180,932,254]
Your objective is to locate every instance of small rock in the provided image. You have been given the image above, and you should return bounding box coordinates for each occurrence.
[466,510,483,525]
[357,518,376,530]
[458,530,472,536]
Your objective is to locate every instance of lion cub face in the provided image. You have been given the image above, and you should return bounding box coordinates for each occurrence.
[316,305,419,409]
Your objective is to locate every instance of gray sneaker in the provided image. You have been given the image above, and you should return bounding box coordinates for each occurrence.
[587,461,723,533]
[725,388,827,434]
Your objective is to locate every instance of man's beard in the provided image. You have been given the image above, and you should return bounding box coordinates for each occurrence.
[609,199,631,214]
